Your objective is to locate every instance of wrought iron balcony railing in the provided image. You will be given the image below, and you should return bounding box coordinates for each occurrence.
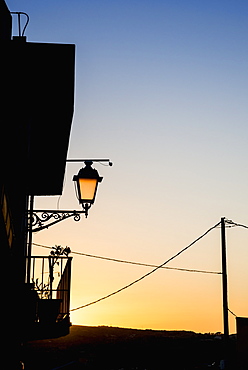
[25,255,72,338]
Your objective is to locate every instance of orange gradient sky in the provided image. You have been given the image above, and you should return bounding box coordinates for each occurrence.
[8,0,248,333]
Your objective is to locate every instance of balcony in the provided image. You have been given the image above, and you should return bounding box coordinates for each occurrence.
[25,255,72,339]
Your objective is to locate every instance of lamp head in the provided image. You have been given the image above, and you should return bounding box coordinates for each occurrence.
[73,161,103,215]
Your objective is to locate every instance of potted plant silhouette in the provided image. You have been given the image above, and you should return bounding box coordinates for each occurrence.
[35,245,71,325]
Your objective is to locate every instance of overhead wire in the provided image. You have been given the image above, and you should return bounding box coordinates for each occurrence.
[32,244,221,275]
[228,308,237,317]
[225,219,248,230]
[32,219,246,318]
[69,220,221,311]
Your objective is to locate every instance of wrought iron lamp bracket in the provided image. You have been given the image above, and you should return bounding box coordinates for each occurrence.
[28,209,87,232]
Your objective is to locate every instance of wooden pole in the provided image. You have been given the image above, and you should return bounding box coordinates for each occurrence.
[221,217,229,368]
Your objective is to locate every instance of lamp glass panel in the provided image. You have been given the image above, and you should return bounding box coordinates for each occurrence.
[78,178,97,202]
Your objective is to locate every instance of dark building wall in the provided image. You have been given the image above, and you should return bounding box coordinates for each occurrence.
[0,3,75,364]
[0,20,29,360]
[1,36,75,258]
[236,317,248,370]
[0,0,11,41]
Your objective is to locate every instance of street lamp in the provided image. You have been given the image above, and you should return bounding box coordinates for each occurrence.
[73,160,103,217]
[26,159,110,283]
[29,160,109,232]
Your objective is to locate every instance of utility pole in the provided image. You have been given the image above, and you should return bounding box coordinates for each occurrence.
[221,217,229,368]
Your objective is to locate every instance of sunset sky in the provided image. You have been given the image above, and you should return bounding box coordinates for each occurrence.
[8,0,248,334]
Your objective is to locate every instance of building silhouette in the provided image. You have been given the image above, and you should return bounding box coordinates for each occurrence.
[1,0,75,367]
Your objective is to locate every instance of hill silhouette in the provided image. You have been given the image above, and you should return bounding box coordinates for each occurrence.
[23,325,236,369]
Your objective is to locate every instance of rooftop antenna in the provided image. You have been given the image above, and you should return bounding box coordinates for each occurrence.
[10,12,29,38]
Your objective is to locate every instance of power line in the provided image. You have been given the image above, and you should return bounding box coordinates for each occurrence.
[228,308,237,317]
[32,244,221,275]
[225,219,248,230]
[33,219,244,318]
[70,221,221,312]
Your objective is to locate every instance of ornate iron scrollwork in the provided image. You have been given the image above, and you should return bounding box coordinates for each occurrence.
[29,210,86,232]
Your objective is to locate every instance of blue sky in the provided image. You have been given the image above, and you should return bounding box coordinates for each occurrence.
[7,0,248,332]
